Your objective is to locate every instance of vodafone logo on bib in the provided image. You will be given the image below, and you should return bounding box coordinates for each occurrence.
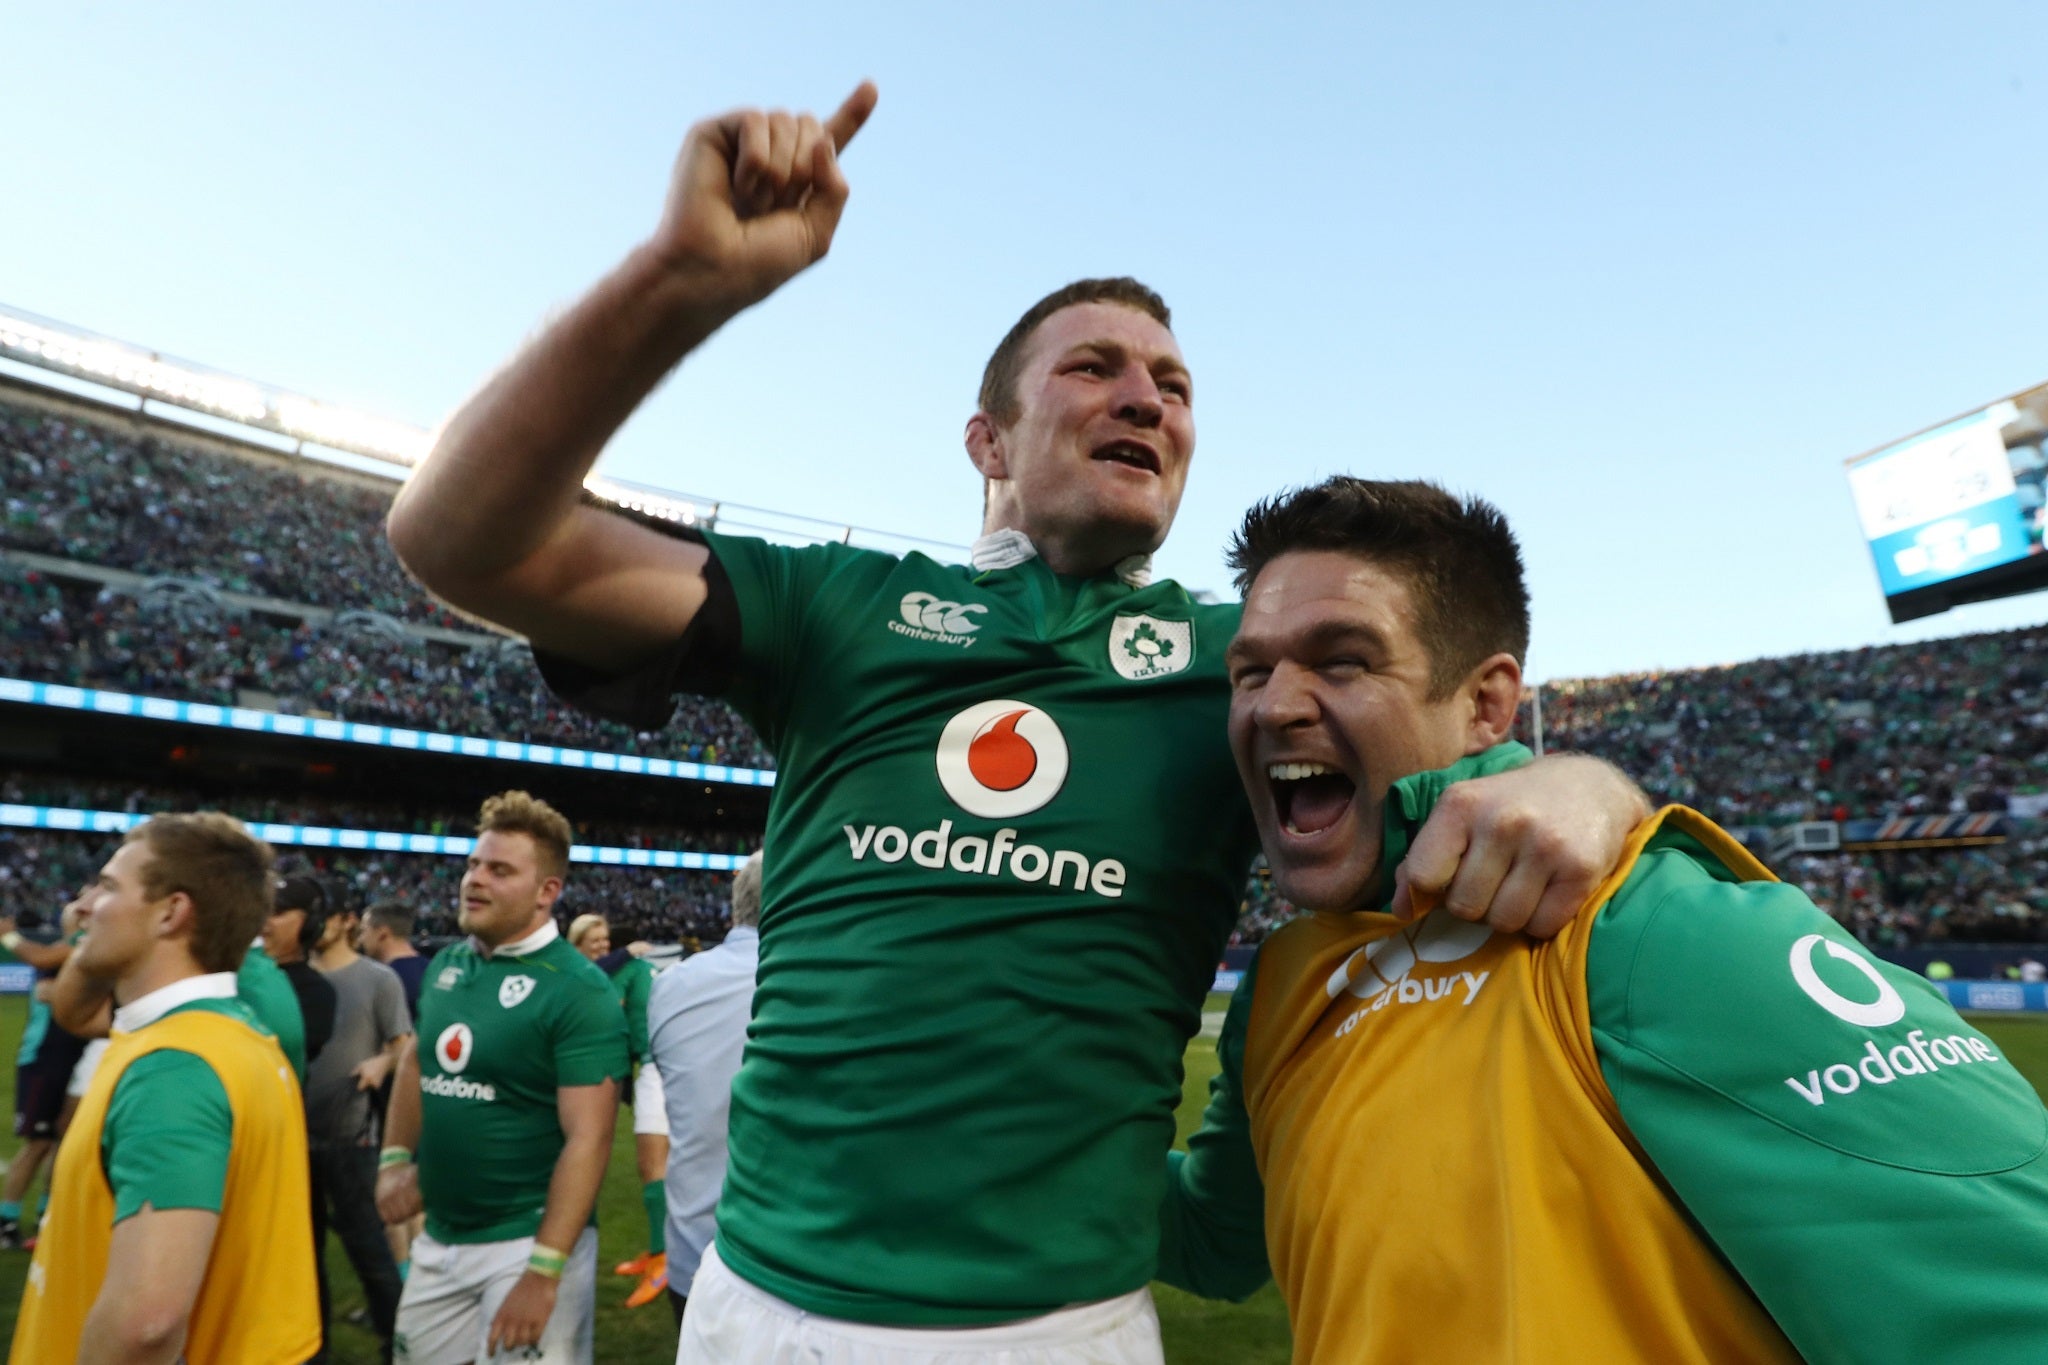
[936,700,1070,819]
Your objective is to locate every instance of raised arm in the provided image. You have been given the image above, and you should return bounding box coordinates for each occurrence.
[386,82,877,673]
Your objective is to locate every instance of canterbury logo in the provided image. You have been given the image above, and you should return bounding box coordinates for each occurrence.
[1329,911,1494,1037]
[889,592,986,647]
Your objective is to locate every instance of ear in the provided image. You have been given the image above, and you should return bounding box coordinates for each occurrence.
[537,876,565,912]
[156,889,199,946]
[964,411,1006,480]
[1463,652,1524,753]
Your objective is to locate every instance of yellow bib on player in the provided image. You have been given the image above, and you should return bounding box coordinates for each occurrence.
[1242,807,1799,1363]
[10,1006,319,1365]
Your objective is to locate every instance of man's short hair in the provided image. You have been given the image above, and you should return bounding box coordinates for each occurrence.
[731,851,764,929]
[978,278,1171,427]
[477,790,572,880]
[364,901,414,940]
[122,813,275,974]
[1228,477,1530,699]
[567,913,608,949]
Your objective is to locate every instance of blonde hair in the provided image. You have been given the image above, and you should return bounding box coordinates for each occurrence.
[567,913,609,949]
[477,790,572,880]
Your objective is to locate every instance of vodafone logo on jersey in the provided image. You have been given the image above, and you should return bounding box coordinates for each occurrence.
[435,1023,474,1074]
[937,700,1070,819]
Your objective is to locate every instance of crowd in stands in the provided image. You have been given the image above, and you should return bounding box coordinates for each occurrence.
[13,393,2048,952]
[0,561,771,768]
[3,401,462,628]
[0,827,739,946]
[0,774,754,856]
[1525,625,2048,826]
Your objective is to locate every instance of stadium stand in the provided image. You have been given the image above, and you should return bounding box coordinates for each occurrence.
[8,371,2048,959]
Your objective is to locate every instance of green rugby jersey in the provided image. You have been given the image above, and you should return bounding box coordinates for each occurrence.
[697,530,1260,1324]
[607,955,654,1065]
[413,923,629,1244]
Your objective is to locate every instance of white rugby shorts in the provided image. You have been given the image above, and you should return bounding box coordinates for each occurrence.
[633,1061,671,1137]
[676,1242,1165,1365]
[395,1225,597,1364]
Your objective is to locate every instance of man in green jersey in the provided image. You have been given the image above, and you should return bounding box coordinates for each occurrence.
[388,85,1651,1357]
[376,791,628,1365]
[0,890,86,1248]
[1161,479,2048,1363]
[567,912,672,1309]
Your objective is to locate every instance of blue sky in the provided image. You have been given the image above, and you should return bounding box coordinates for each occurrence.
[7,1,2048,681]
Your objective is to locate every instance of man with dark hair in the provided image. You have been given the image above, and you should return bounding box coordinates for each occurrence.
[386,85,1656,1361]
[376,791,627,1365]
[265,874,338,1068]
[1161,478,2048,1363]
[307,900,412,1363]
[10,814,319,1365]
[359,901,428,1020]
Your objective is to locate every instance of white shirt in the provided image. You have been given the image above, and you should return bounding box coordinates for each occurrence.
[647,927,759,1283]
[112,971,239,1033]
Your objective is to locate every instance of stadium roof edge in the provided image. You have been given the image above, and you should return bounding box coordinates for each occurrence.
[0,303,969,561]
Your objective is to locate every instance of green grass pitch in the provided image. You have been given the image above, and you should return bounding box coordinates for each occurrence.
[2,994,2044,1362]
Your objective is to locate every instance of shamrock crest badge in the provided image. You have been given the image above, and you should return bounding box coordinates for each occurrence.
[1108,614,1193,681]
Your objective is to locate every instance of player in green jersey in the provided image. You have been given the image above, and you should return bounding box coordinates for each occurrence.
[376,792,629,1365]
[389,85,1652,1358]
[567,912,672,1309]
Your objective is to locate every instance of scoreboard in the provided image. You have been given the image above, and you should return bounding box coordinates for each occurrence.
[1847,380,2048,623]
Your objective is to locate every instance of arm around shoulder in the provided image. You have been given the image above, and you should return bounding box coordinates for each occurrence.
[1157,972,1271,1301]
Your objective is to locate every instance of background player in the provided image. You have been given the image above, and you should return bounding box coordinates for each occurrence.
[646,850,761,1328]
[10,814,318,1365]
[387,83,1650,1359]
[0,892,86,1249]
[375,791,628,1364]
[567,912,670,1309]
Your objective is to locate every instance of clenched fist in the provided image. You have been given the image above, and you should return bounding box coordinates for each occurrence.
[648,81,878,309]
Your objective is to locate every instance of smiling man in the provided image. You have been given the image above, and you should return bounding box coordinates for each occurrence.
[387,85,1657,1361]
[1160,478,2048,1364]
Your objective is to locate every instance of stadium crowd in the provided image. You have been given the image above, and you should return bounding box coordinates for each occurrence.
[0,827,739,946]
[1526,624,2048,825]
[0,561,771,768]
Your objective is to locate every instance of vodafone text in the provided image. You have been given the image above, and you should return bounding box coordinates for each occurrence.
[421,1074,498,1102]
[842,819,1126,899]
[1784,1028,2002,1107]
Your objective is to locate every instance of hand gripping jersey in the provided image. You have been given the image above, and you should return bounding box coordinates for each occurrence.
[1162,744,2048,1364]
[413,927,630,1244]
[11,1000,319,1365]
[675,532,1259,1324]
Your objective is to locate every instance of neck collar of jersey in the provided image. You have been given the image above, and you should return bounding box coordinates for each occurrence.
[478,917,559,960]
[114,970,237,1033]
[970,529,1154,588]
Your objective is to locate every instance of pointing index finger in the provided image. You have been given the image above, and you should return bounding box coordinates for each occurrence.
[825,80,879,152]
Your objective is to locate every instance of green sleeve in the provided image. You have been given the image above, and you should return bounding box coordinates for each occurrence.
[1156,959,1271,1301]
[237,946,305,1081]
[621,960,652,1064]
[555,977,631,1089]
[700,530,869,746]
[1588,841,2048,1365]
[102,1051,233,1221]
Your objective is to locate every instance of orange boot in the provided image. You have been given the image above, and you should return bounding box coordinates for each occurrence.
[624,1253,669,1309]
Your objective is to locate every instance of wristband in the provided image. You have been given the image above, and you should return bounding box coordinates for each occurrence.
[526,1244,568,1280]
[378,1146,413,1171]
[1,932,21,952]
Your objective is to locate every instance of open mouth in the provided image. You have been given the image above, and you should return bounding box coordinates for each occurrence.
[1091,439,1161,475]
[1268,761,1356,837]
